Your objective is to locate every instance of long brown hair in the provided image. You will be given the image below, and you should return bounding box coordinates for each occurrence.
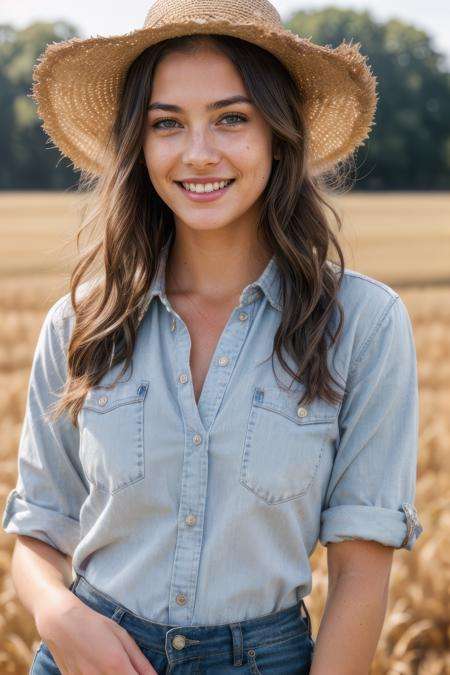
[49,33,351,428]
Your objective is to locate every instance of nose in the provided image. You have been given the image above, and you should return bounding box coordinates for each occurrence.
[181,127,221,167]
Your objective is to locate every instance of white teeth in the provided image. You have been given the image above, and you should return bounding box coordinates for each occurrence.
[181,179,232,193]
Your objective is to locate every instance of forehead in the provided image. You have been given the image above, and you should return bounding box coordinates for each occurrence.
[149,48,246,100]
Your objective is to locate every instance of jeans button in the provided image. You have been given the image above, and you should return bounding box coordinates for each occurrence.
[172,634,186,650]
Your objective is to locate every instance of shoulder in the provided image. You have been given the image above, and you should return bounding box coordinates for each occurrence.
[45,279,97,346]
[327,263,412,368]
[332,263,399,311]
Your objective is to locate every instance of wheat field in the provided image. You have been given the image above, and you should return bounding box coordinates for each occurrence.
[0,192,449,674]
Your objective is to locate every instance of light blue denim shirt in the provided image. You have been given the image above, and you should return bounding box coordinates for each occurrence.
[2,240,423,625]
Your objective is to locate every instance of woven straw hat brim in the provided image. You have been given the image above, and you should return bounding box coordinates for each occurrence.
[31,18,378,177]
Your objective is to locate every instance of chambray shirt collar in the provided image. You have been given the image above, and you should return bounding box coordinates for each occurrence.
[138,240,282,322]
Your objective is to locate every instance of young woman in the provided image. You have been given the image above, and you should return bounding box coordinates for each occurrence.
[2,0,423,673]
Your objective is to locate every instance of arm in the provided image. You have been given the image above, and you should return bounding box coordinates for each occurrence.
[315,295,423,671]
[11,534,72,617]
[2,296,88,559]
[3,300,157,673]
[1,297,86,627]
[310,540,394,675]
[11,535,75,630]
[12,536,157,674]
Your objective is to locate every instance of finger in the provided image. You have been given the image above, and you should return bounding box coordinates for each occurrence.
[115,628,158,675]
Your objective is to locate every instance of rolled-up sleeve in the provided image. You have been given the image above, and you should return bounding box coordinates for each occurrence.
[2,297,88,557]
[319,294,423,551]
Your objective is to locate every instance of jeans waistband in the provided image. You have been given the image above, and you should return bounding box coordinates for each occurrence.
[70,573,312,666]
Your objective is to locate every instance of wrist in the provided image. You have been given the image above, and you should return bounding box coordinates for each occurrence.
[34,584,82,639]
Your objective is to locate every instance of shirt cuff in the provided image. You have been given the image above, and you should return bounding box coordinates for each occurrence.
[319,503,423,551]
[2,489,80,557]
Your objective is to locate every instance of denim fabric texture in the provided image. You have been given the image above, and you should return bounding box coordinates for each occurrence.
[30,574,314,673]
[3,238,423,627]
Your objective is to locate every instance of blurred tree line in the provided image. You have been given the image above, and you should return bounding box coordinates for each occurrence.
[0,8,449,190]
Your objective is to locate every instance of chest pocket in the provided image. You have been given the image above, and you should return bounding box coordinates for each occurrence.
[240,386,337,505]
[79,379,149,495]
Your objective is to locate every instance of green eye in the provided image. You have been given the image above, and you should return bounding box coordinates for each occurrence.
[220,113,247,125]
[152,113,248,129]
[152,118,178,129]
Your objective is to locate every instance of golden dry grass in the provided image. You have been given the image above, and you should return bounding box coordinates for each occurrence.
[0,191,449,674]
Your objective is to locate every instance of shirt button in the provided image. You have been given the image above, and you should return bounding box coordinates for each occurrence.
[297,406,308,417]
[185,514,197,526]
[176,593,187,606]
[179,373,189,384]
[98,396,108,406]
[193,433,202,445]
[170,317,176,332]
[218,355,229,366]
[239,312,248,321]
[172,634,186,650]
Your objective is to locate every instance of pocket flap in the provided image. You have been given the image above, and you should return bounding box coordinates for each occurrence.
[252,385,337,424]
[82,380,149,413]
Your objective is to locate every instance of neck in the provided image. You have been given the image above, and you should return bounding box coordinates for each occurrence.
[165,236,272,303]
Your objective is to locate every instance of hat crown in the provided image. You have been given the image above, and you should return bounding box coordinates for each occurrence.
[143,0,282,30]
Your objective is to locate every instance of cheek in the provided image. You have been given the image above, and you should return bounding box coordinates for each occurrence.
[241,142,273,184]
[145,148,173,184]
[146,141,170,162]
[239,132,272,167]
[143,132,171,163]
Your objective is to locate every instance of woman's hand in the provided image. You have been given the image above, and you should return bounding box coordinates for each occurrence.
[35,587,157,674]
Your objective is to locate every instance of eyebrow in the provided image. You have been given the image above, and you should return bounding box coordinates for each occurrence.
[147,95,253,112]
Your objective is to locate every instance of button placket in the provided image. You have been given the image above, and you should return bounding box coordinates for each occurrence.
[167,312,209,625]
[166,297,255,624]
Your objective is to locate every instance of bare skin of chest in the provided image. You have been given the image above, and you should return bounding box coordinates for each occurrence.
[167,294,239,405]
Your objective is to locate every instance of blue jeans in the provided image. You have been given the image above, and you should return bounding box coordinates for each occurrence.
[30,573,314,673]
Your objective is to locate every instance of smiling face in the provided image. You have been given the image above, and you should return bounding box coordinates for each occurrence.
[142,45,275,236]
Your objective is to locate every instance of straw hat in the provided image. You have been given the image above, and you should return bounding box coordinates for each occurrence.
[31,0,378,177]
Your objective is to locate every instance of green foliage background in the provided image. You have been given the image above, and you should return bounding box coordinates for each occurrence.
[1,8,449,190]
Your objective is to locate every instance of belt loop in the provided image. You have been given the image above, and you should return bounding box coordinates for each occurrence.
[111,606,126,625]
[296,587,312,636]
[296,585,303,615]
[229,622,244,666]
[301,600,312,636]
